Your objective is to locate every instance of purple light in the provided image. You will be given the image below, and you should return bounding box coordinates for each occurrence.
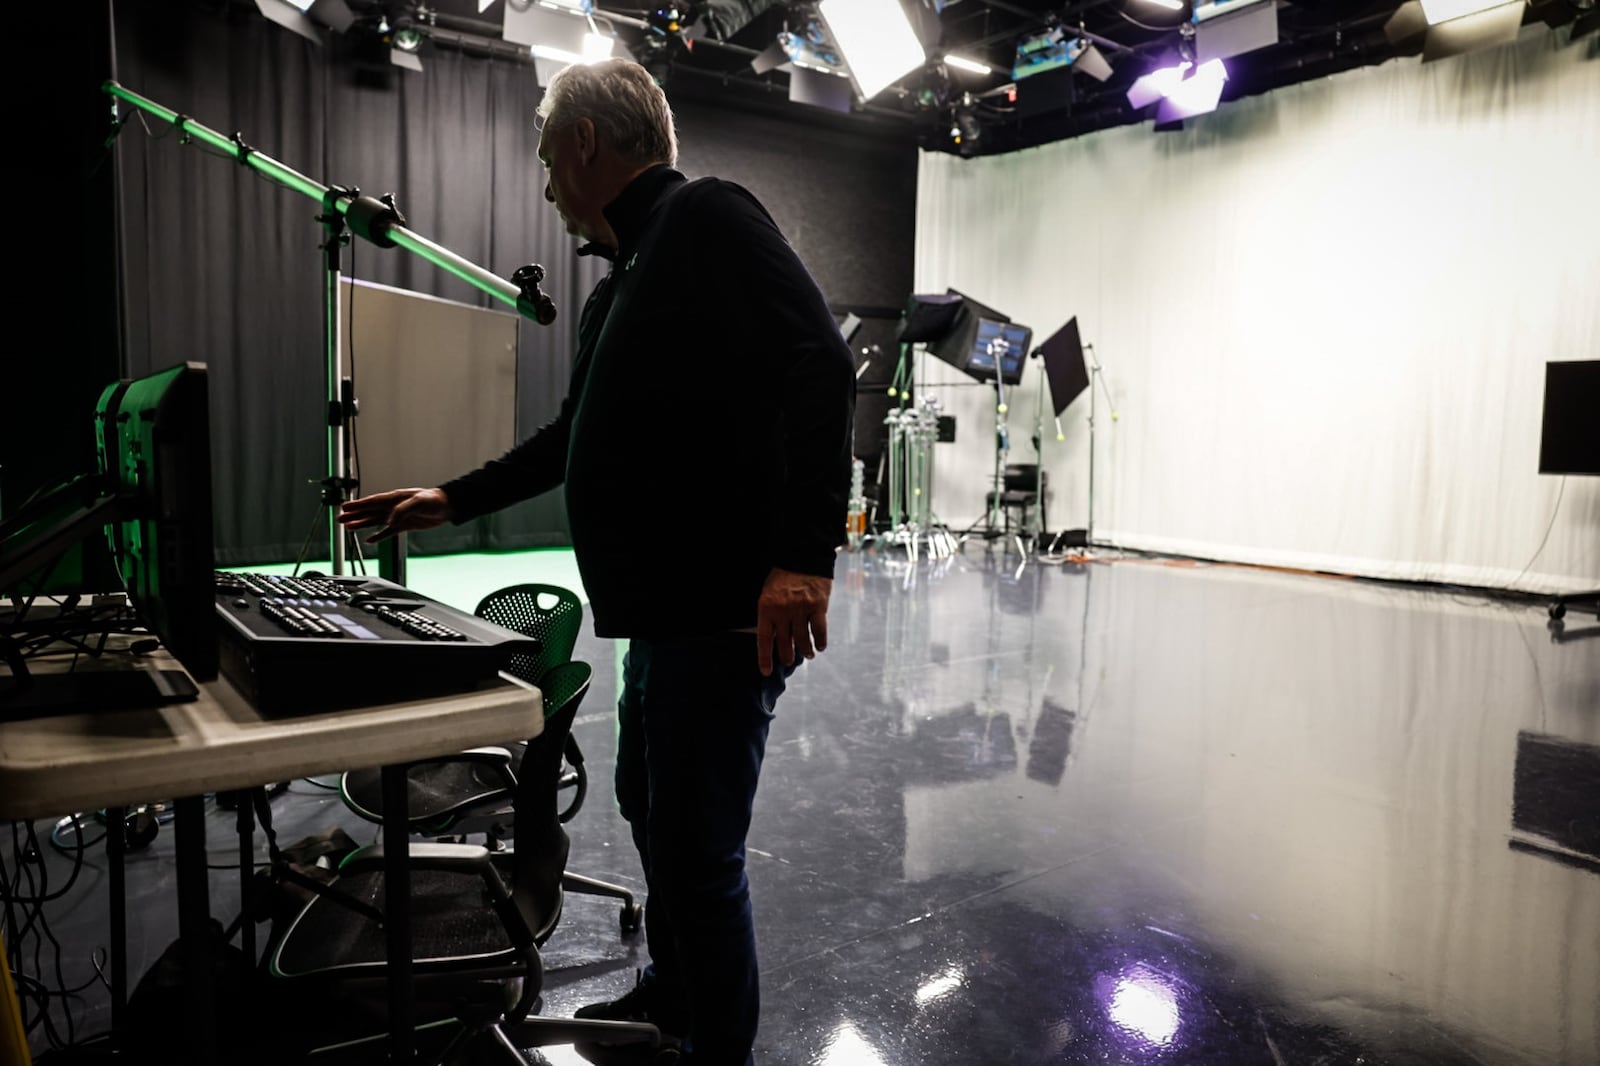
[1126,62,1191,109]
[1096,965,1182,1049]
[1126,58,1229,119]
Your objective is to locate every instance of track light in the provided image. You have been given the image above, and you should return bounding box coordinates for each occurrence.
[945,54,992,75]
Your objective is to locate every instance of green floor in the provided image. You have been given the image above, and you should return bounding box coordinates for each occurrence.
[222,548,588,614]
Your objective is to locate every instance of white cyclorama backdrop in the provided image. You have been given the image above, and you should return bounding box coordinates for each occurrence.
[915,27,1599,593]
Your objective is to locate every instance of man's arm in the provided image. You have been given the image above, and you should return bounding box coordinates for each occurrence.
[695,182,856,673]
[705,182,856,576]
[436,392,575,523]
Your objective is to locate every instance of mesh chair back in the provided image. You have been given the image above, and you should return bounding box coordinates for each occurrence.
[475,584,584,687]
[507,660,593,932]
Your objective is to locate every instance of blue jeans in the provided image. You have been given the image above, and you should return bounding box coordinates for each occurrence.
[615,634,791,1066]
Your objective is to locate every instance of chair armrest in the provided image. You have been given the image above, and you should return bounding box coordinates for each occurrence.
[457,746,515,762]
[338,842,539,949]
[338,841,493,875]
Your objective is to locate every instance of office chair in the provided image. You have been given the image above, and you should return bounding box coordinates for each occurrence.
[268,661,662,1063]
[341,585,586,829]
[985,464,1048,537]
[339,584,641,935]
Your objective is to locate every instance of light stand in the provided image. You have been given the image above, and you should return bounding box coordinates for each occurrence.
[103,80,559,576]
[956,364,1029,557]
[878,343,956,561]
[1027,347,1066,552]
[1083,341,1118,547]
[1048,339,1119,554]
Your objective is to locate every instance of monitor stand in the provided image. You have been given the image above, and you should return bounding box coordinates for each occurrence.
[0,666,199,722]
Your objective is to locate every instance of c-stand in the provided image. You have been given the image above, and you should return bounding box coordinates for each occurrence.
[104,81,559,576]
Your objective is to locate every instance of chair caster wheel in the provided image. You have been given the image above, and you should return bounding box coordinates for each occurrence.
[1549,602,1566,620]
[621,902,643,936]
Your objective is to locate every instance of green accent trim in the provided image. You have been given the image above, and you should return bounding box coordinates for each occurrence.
[102,81,527,316]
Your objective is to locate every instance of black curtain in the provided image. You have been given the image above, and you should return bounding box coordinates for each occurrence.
[111,5,918,566]
[114,6,597,564]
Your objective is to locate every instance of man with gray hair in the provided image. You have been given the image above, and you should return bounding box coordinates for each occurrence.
[339,59,855,1065]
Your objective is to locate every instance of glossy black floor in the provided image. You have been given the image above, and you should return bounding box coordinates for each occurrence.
[22,550,1600,1065]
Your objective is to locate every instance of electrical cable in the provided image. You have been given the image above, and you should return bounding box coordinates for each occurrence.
[49,814,107,856]
[1503,476,1565,592]
[1114,4,1187,34]
[4,818,115,1052]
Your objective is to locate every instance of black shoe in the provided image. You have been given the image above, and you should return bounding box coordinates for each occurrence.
[571,1043,680,1066]
[574,970,688,1035]
[573,970,687,1065]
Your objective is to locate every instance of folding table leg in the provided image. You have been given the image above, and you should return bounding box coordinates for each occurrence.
[381,764,416,1062]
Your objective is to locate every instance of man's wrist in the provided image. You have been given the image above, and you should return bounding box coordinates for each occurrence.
[433,486,456,523]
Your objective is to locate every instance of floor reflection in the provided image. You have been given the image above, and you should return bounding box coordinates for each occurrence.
[686,551,1599,1065]
[40,547,1594,1064]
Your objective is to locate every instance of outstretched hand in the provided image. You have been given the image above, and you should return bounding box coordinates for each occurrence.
[338,487,454,543]
[756,569,832,677]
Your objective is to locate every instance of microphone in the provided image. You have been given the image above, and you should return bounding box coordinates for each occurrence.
[511,264,558,326]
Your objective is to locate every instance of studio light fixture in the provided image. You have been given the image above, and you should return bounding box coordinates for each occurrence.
[582,31,615,61]
[1193,0,1279,63]
[529,42,585,63]
[944,54,992,75]
[1420,0,1520,23]
[254,0,354,43]
[393,25,423,52]
[1140,0,1186,10]
[1385,0,1529,60]
[1126,58,1228,119]
[818,0,927,101]
[1013,28,1113,83]
[951,96,983,155]
[771,18,847,76]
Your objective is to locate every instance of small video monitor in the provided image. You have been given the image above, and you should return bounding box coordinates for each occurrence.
[966,318,1032,386]
[1538,360,1599,476]
[100,362,218,681]
[1,363,215,716]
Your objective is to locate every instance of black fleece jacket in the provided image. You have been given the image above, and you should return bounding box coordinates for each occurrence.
[440,166,855,638]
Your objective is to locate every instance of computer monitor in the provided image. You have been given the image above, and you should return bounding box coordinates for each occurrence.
[99,362,218,680]
[0,362,216,715]
[965,318,1032,386]
[1538,360,1599,476]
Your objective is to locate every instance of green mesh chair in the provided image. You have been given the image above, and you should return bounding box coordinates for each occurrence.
[340,584,589,834]
[269,662,662,1062]
[339,584,639,936]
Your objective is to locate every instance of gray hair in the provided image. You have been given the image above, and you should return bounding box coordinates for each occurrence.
[537,59,679,168]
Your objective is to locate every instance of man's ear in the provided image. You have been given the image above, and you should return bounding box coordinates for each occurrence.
[574,117,598,165]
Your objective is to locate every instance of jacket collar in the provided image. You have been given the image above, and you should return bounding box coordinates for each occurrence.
[578,164,684,262]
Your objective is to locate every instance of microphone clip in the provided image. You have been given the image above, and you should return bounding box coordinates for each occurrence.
[512,263,558,326]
